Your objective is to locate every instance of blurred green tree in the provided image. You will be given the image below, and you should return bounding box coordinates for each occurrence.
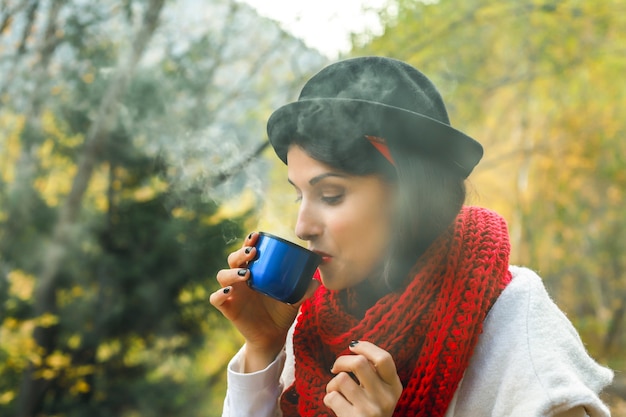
[0,0,326,416]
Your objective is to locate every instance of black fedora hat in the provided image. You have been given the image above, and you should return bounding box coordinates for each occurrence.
[267,56,483,178]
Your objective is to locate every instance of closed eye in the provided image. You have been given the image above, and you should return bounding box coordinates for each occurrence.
[322,194,344,205]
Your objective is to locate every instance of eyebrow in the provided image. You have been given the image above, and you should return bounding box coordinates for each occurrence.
[288,172,348,186]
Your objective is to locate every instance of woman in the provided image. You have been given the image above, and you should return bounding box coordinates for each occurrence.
[210,57,613,417]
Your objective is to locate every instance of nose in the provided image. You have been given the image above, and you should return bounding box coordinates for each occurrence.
[294,199,321,242]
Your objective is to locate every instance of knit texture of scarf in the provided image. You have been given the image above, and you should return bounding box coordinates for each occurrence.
[280,206,512,417]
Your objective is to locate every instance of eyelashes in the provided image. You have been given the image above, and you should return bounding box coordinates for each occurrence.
[321,195,344,205]
[293,194,344,205]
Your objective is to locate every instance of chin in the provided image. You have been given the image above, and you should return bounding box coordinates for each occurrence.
[318,269,338,290]
[319,275,351,292]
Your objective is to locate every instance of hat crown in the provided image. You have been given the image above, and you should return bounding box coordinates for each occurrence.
[266,56,483,178]
[298,56,450,125]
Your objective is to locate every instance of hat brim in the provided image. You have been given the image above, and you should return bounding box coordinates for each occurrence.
[267,98,483,178]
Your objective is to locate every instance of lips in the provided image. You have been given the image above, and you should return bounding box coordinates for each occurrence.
[311,250,332,263]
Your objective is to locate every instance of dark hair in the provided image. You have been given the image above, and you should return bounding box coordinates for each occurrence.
[290,133,466,289]
[386,147,466,287]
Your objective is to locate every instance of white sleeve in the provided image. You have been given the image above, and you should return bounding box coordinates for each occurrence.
[222,345,285,417]
[449,266,614,417]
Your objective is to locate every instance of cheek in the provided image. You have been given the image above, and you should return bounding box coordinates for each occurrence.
[325,215,356,251]
[356,203,394,259]
[333,207,390,263]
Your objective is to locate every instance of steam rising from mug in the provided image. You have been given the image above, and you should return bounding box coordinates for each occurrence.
[247,232,322,304]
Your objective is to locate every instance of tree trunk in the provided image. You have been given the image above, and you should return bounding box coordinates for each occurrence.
[603,295,625,357]
[16,1,165,415]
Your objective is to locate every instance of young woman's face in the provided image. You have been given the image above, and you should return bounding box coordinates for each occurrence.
[287,145,395,291]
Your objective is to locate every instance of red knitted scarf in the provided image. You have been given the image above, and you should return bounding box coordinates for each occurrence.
[280,206,512,416]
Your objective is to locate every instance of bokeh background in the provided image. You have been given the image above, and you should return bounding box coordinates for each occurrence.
[0,0,624,415]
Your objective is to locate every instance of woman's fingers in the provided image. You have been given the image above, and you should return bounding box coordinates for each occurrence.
[325,341,403,417]
[209,268,250,317]
[216,266,250,288]
[347,341,402,389]
[209,286,233,308]
[226,232,258,268]
[323,376,357,412]
[210,268,250,314]
[325,370,361,398]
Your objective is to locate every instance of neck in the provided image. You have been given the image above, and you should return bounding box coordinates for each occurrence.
[344,268,393,318]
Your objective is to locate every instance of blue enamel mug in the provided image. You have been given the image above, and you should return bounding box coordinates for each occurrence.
[247,232,322,304]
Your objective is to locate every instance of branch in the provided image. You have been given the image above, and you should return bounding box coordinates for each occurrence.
[0,0,39,98]
[209,140,270,188]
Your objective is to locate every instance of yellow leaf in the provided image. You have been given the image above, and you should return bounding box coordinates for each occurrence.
[82,72,95,84]
[7,270,35,300]
[67,334,82,350]
[70,379,91,395]
[36,313,59,328]
[97,339,121,362]
[0,391,15,405]
[35,369,57,380]
[46,351,71,370]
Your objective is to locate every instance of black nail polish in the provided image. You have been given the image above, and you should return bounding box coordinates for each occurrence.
[349,340,359,348]
[244,247,252,254]
[223,287,231,294]
[247,232,253,240]
[237,269,247,277]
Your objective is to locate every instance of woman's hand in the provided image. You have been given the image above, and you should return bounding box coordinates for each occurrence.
[209,232,319,372]
[325,341,403,417]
